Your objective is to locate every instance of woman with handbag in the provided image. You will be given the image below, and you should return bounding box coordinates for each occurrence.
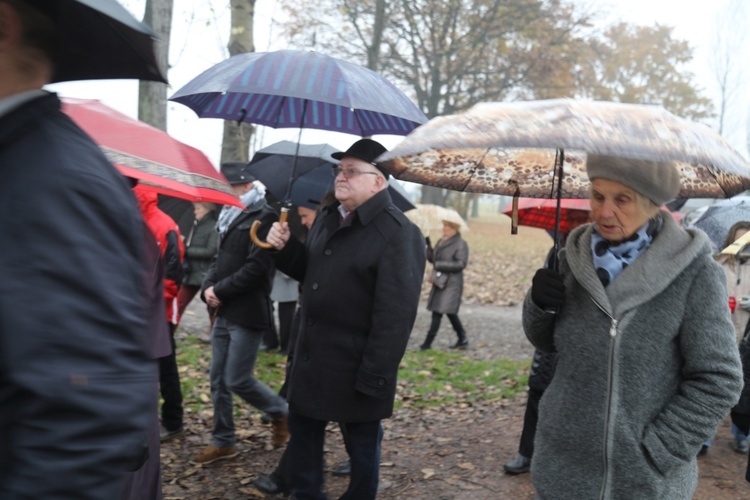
[420,219,470,350]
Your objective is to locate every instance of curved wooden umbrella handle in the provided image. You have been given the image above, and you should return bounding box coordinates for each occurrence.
[250,208,289,249]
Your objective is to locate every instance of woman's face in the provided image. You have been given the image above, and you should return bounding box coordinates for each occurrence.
[590,178,658,243]
[193,203,209,221]
[442,223,458,239]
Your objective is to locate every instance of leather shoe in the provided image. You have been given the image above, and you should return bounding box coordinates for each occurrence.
[332,460,351,476]
[503,454,531,475]
[253,475,287,495]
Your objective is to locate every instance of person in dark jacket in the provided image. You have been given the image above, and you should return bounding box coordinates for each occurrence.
[266,139,426,500]
[731,323,750,481]
[420,220,470,350]
[0,2,151,496]
[176,202,218,338]
[192,163,288,465]
[133,186,186,442]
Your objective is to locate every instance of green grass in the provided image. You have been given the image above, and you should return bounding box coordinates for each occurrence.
[175,335,530,415]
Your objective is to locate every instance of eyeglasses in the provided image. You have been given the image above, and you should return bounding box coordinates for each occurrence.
[331,166,381,180]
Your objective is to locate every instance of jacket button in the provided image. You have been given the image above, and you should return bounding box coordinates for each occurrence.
[312,283,319,290]
[378,378,385,386]
[307,319,315,326]
[324,249,332,256]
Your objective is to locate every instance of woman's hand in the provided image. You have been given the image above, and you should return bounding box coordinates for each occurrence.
[531,268,566,309]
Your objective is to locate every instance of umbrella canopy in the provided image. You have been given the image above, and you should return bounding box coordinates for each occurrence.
[61,97,242,207]
[503,199,591,234]
[246,141,339,202]
[37,0,165,83]
[379,98,750,199]
[688,198,750,251]
[406,204,469,235]
[169,49,427,137]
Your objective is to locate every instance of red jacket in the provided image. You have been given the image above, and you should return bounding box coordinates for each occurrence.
[134,186,184,324]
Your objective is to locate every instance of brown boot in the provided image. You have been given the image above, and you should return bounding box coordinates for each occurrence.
[271,417,289,448]
[191,445,238,465]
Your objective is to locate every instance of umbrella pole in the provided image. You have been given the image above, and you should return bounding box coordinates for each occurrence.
[250,99,308,249]
[550,149,565,272]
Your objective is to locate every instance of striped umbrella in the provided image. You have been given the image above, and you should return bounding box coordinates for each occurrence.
[169,50,427,137]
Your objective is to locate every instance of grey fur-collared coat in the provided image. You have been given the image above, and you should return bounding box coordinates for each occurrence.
[426,233,468,315]
[523,212,743,500]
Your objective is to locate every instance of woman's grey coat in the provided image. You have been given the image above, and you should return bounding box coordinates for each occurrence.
[427,233,468,315]
[523,212,743,500]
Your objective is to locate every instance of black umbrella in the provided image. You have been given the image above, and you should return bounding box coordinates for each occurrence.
[33,0,166,83]
[246,141,339,202]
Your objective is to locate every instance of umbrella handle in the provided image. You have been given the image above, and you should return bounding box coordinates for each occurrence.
[250,208,289,249]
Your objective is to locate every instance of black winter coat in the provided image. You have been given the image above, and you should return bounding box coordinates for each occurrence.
[0,93,151,498]
[273,189,425,422]
[201,200,275,329]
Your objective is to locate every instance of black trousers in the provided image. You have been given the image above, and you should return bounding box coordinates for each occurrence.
[158,324,183,431]
[428,311,465,334]
[288,412,382,500]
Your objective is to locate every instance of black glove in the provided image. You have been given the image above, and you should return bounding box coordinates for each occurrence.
[531,268,566,309]
[425,236,432,248]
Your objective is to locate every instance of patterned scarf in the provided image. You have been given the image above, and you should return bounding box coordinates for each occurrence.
[591,215,663,286]
[216,183,266,236]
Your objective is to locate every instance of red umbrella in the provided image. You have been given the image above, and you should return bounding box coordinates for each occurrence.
[61,98,242,208]
[503,199,683,234]
[503,199,591,234]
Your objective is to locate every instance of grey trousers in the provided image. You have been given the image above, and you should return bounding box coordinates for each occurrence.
[210,316,287,447]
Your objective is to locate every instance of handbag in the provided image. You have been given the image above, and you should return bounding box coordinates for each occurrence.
[429,269,448,289]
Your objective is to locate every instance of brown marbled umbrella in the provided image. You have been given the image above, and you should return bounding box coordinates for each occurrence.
[378,99,750,199]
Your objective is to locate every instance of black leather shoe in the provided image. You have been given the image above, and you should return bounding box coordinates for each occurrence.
[503,454,531,475]
[253,475,287,495]
[332,460,351,476]
[449,338,468,350]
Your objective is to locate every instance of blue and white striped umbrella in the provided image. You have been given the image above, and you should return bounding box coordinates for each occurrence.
[170,50,427,137]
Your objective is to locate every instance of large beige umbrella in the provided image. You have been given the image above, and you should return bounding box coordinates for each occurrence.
[379,98,750,269]
[406,204,469,236]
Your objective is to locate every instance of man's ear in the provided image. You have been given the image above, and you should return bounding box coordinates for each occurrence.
[0,2,22,52]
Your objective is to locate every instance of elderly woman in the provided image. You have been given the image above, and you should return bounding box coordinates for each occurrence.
[523,154,743,499]
[420,219,469,350]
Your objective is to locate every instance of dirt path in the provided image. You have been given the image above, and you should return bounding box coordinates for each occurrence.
[163,300,749,499]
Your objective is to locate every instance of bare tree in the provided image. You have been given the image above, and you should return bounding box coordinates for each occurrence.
[220,0,257,164]
[710,0,747,139]
[138,0,173,130]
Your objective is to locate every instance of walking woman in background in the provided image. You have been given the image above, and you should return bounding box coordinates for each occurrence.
[420,219,470,350]
[176,203,218,337]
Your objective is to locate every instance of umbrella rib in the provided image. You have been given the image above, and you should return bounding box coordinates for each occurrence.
[456,148,490,193]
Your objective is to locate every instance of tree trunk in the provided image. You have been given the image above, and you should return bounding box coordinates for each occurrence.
[471,194,479,218]
[220,0,257,164]
[138,0,173,130]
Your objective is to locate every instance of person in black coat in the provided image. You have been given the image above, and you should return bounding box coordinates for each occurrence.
[192,164,288,464]
[266,139,426,499]
[0,2,151,497]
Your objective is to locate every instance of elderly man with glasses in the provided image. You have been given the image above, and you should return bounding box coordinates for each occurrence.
[266,138,426,500]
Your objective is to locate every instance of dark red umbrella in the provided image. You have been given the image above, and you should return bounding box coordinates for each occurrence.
[503,199,590,234]
[61,98,242,208]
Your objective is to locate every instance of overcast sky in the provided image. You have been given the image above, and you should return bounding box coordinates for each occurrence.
[47,0,748,166]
